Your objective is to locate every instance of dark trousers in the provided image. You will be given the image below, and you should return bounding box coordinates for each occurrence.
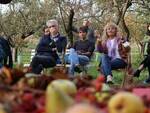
[30,55,56,74]
[141,55,150,80]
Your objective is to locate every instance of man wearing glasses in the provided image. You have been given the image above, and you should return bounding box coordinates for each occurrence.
[30,19,67,74]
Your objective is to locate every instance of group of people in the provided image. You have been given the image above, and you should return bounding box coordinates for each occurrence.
[30,19,95,76]
[0,19,149,84]
[29,19,150,84]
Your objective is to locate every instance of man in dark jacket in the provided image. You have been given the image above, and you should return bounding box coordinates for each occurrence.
[46,19,67,63]
[30,20,67,74]
[0,36,13,68]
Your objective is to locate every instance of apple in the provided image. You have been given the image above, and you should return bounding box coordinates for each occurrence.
[95,92,110,103]
[27,77,36,88]
[0,109,6,113]
[108,92,145,113]
[64,103,101,113]
[0,105,6,113]
[46,81,74,113]
[50,79,77,95]
[101,83,110,91]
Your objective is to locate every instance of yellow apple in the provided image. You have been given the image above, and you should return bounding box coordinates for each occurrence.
[65,103,100,113]
[50,79,77,95]
[108,92,145,113]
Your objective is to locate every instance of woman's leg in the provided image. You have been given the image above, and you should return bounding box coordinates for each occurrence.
[111,58,127,70]
[100,54,112,77]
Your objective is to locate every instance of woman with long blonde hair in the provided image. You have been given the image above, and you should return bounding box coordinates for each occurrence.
[97,22,130,83]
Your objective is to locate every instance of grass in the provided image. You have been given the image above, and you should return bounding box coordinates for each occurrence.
[87,44,149,84]
[18,43,149,85]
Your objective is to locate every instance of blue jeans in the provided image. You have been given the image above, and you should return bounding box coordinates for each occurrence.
[66,48,89,75]
[100,54,127,77]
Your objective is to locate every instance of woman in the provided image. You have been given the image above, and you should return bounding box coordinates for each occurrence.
[97,22,130,83]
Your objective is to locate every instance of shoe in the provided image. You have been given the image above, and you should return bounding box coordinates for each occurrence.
[133,69,141,77]
[143,77,150,84]
[74,65,82,73]
[106,75,113,84]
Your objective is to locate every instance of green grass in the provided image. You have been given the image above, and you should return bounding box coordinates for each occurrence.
[87,44,149,84]
[18,43,149,84]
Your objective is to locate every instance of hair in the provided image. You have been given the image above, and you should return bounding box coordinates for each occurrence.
[101,22,123,42]
[46,19,58,28]
[79,26,88,33]
[42,26,48,32]
[146,23,150,36]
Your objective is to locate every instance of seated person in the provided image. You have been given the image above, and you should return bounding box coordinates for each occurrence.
[97,22,130,83]
[30,19,67,74]
[46,19,67,63]
[67,26,95,76]
[133,23,150,84]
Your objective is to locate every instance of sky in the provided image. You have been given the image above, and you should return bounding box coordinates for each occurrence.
[0,4,9,13]
[0,0,45,13]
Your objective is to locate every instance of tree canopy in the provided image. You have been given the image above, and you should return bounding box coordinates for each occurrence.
[0,0,150,48]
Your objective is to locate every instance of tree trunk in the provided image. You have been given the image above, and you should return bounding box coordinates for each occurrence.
[67,9,74,47]
[12,47,18,63]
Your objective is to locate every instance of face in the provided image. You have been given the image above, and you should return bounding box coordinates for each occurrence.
[48,24,58,35]
[44,28,50,35]
[106,25,117,38]
[79,31,87,40]
[148,25,150,31]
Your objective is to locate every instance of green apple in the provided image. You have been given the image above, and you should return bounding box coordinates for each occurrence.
[101,83,110,91]
[50,79,77,95]
[108,92,145,113]
[65,103,100,113]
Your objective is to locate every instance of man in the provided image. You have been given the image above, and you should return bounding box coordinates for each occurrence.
[46,19,67,63]
[68,26,95,75]
[0,36,13,68]
[82,19,96,45]
[72,19,96,45]
[30,19,67,74]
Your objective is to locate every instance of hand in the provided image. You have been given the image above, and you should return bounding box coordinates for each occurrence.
[77,51,82,54]
[52,48,57,51]
[96,39,102,45]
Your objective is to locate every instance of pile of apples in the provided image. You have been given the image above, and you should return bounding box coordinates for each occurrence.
[0,67,150,113]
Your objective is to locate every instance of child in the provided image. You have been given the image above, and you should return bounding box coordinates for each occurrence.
[97,22,130,83]
[133,23,150,84]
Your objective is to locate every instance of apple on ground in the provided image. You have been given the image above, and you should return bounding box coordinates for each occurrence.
[108,92,145,113]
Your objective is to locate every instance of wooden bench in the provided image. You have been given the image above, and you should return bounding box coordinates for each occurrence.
[23,49,36,67]
[23,49,94,75]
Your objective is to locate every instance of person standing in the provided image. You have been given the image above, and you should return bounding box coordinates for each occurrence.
[0,36,13,68]
[82,19,96,45]
[133,23,150,84]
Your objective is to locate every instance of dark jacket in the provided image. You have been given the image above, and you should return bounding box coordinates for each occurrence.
[51,34,67,53]
[73,39,95,58]
[0,36,13,68]
[36,35,59,60]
